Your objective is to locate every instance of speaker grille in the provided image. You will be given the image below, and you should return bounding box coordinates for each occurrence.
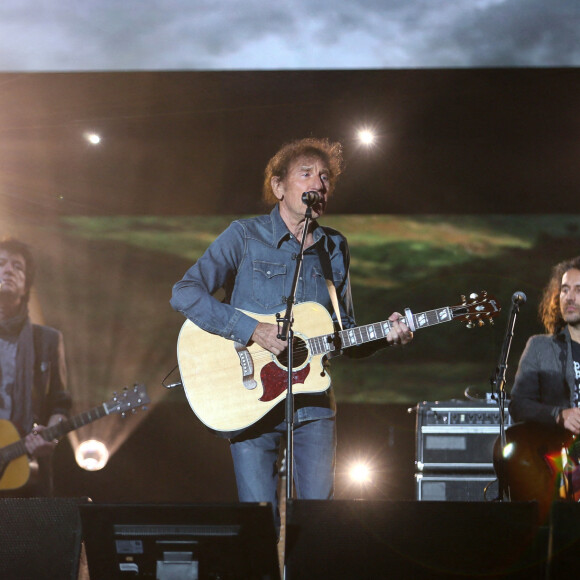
[0,498,85,580]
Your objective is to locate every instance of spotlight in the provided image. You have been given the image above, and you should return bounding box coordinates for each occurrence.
[75,439,109,471]
[357,129,376,146]
[84,132,102,145]
[349,461,372,484]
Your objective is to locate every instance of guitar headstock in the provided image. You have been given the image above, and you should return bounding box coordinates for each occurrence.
[451,291,501,328]
[105,384,150,416]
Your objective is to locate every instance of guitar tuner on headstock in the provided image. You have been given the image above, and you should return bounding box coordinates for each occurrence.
[454,291,501,328]
[461,291,488,303]
[105,384,150,417]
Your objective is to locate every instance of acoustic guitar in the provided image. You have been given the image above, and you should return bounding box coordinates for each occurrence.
[177,293,501,432]
[493,422,579,523]
[0,384,149,490]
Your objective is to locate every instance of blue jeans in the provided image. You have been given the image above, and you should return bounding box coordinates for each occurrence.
[230,415,336,529]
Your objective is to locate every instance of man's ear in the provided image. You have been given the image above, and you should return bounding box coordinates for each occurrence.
[271,176,284,200]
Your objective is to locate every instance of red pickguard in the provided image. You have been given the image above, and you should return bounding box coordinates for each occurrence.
[259,362,311,402]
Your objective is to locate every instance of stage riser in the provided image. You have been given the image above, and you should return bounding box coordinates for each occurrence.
[547,502,580,577]
[285,500,565,580]
[2,499,580,579]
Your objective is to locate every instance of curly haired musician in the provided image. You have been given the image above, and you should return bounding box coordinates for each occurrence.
[509,256,580,430]
[171,137,412,529]
[503,256,580,512]
[0,237,71,496]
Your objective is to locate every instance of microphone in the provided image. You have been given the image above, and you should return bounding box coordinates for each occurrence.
[302,191,323,206]
[511,291,527,305]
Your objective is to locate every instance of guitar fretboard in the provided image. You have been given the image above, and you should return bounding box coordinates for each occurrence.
[308,306,453,354]
[0,385,148,480]
[44,404,109,441]
[0,404,108,465]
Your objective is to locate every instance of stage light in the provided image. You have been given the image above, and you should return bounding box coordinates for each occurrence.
[349,461,372,484]
[75,439,110,471]
[357,129,376,146]
[85,132,101,145]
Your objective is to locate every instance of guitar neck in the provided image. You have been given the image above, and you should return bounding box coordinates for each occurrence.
[43,404,108,441]
[309,305,453,353]
[0,404,108,465]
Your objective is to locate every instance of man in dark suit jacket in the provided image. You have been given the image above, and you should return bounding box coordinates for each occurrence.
[0,238,71,496]
[501,256,580,516]
[509,256,580,432]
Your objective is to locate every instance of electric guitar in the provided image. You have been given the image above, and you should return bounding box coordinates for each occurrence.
[0,384,149,490]
[177,292,500,432]
[493,422,580,523]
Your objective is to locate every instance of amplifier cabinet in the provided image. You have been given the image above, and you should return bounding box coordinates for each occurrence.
[415,473,499,502]
[415,398,512,473]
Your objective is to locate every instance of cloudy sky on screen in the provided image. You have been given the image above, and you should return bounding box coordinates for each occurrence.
[0,0,578,70]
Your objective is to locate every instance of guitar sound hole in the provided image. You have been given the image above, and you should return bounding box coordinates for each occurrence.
[276,336,308,369]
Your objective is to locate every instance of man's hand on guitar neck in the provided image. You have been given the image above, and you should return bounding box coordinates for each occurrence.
[557,408,580,435]
[250,310,414,356]
[386,311,413,347]
[24,413,66,458]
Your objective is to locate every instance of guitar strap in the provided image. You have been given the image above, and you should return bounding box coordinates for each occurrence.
[325,279,343,330]
[314,240,343,331]
[571,340,580,408]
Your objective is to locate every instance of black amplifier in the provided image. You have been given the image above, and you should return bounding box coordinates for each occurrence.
[415,398,512,473]
[415,473,499,502]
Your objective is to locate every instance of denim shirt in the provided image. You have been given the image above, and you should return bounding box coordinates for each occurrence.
[170,205,356,424]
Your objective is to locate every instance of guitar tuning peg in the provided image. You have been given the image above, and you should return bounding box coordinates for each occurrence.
[469,293,478,301]
[488,317,494,326]
[460,294,466,304]
[478,319,485,327]
[466,321,474,329]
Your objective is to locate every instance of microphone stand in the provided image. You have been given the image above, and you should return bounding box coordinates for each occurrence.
[490,292,525,501]
[276,206,313,504]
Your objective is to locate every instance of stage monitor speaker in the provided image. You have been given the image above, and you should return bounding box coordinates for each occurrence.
[546,502,580,579]
[285,500,547,580]
[80,502,280,580]
[0,497,86,580]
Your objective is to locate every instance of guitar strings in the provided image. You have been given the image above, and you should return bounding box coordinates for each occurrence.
[229,300,495,367]
[249,342,313,364]
[246,322,394,364]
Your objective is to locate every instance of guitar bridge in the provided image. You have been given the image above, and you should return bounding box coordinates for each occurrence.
[234,343,258,390]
